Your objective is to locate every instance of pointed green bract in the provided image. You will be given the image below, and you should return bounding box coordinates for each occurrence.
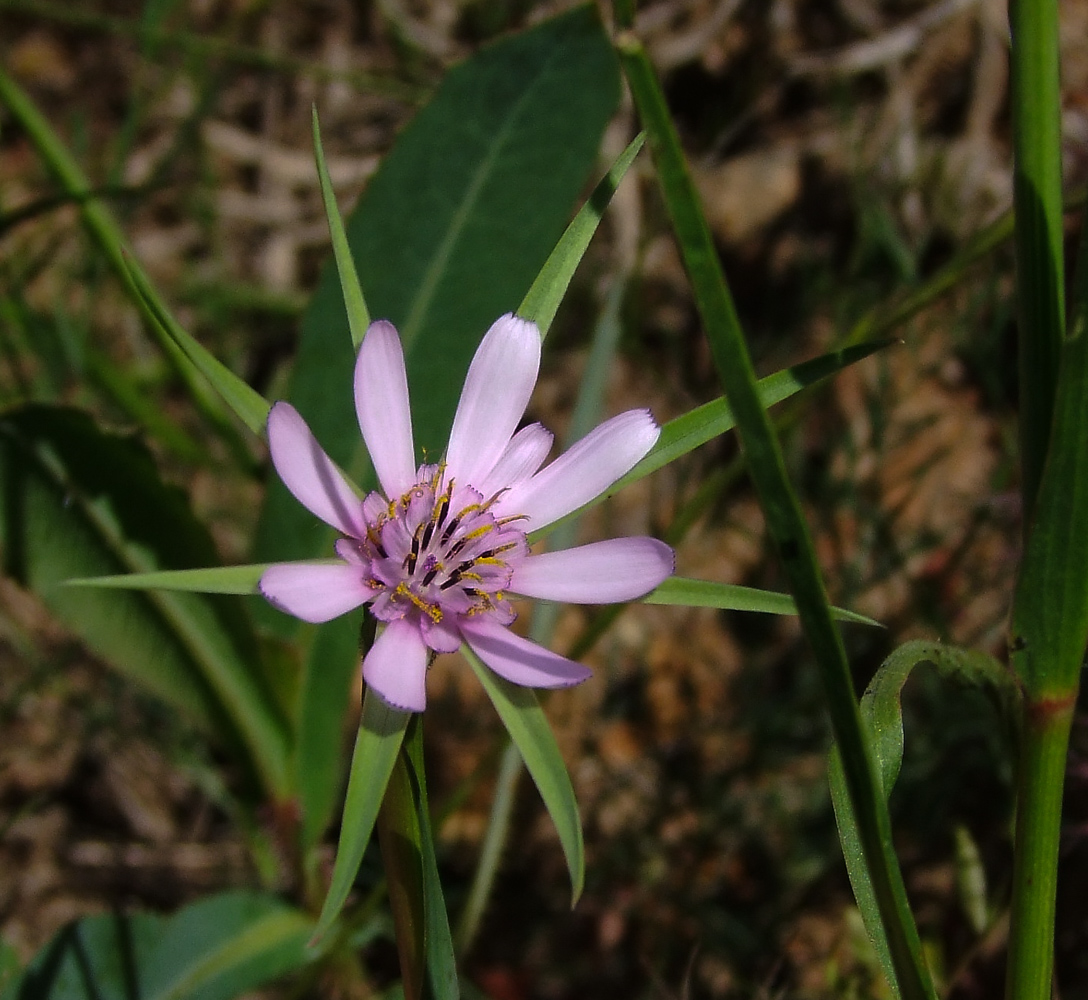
[518,133,644,338]
[464,646,585,904]
[311,689,410,946]
[645,576,880,626]
[66,562,273,593]
[312,108,371,349]
[532,340,890,543]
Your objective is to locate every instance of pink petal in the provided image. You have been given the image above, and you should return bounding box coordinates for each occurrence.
[259,562,374,623]
[495,409,660,531]
[445,315,541,488]
[511,537,674,603]
[421,615,462,653]
[461,617,591,689]
[355,320,417,499]
[363,618,429,712]
[267,402,366,538]
[477,422,554,497]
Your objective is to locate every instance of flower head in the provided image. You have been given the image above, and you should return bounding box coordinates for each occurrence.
[260,314,674,712]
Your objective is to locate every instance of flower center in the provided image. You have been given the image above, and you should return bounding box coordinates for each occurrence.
[354,466,528,626]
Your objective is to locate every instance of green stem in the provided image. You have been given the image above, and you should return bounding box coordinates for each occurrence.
[1009,0,1065,526]
[616,33,936,1000]
[1006,696,1074,1000]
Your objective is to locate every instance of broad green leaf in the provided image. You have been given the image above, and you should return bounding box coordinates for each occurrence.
[1009,208,1088,697]
[312,107,370,348]
[644,576,881,626]
[0,892,312,1000]
[533,340,890,542]
[828,641,1016,1000]
[0,406,290,797]
[254,4,620,575]
[464,645,584,903]
[312,689,410,945]
[517,133,644,337]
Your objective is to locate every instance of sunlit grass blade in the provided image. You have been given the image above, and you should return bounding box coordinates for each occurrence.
[312,108,371,349]
[311,689,410,946]
[644,576,881,626]
[518,133,644,338]
[617,31,935,1000]
[464,646,584,905]
[121,255,271,436]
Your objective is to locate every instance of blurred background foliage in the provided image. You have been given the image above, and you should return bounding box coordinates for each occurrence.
[1,0,1087,997]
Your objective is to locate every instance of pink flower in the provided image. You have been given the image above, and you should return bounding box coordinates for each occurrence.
[259,314,674,712]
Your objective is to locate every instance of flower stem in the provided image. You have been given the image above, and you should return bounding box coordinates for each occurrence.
[1005,696,1074,1000]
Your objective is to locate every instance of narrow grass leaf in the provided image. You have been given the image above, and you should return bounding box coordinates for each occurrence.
[122,255,271,436]
[312,108,370,349]
[312,689,410,946]
[617,33,934,1000]
[518,133,644,338]
[828,641,1016,1000]
[464,645,584,904]
[645,576,881,626]
[0,68,252,453]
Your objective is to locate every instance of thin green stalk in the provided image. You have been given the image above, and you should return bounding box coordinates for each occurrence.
[616,32,936,1000]
[1005,697,1074,1000]
[1009,0,1065,525]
